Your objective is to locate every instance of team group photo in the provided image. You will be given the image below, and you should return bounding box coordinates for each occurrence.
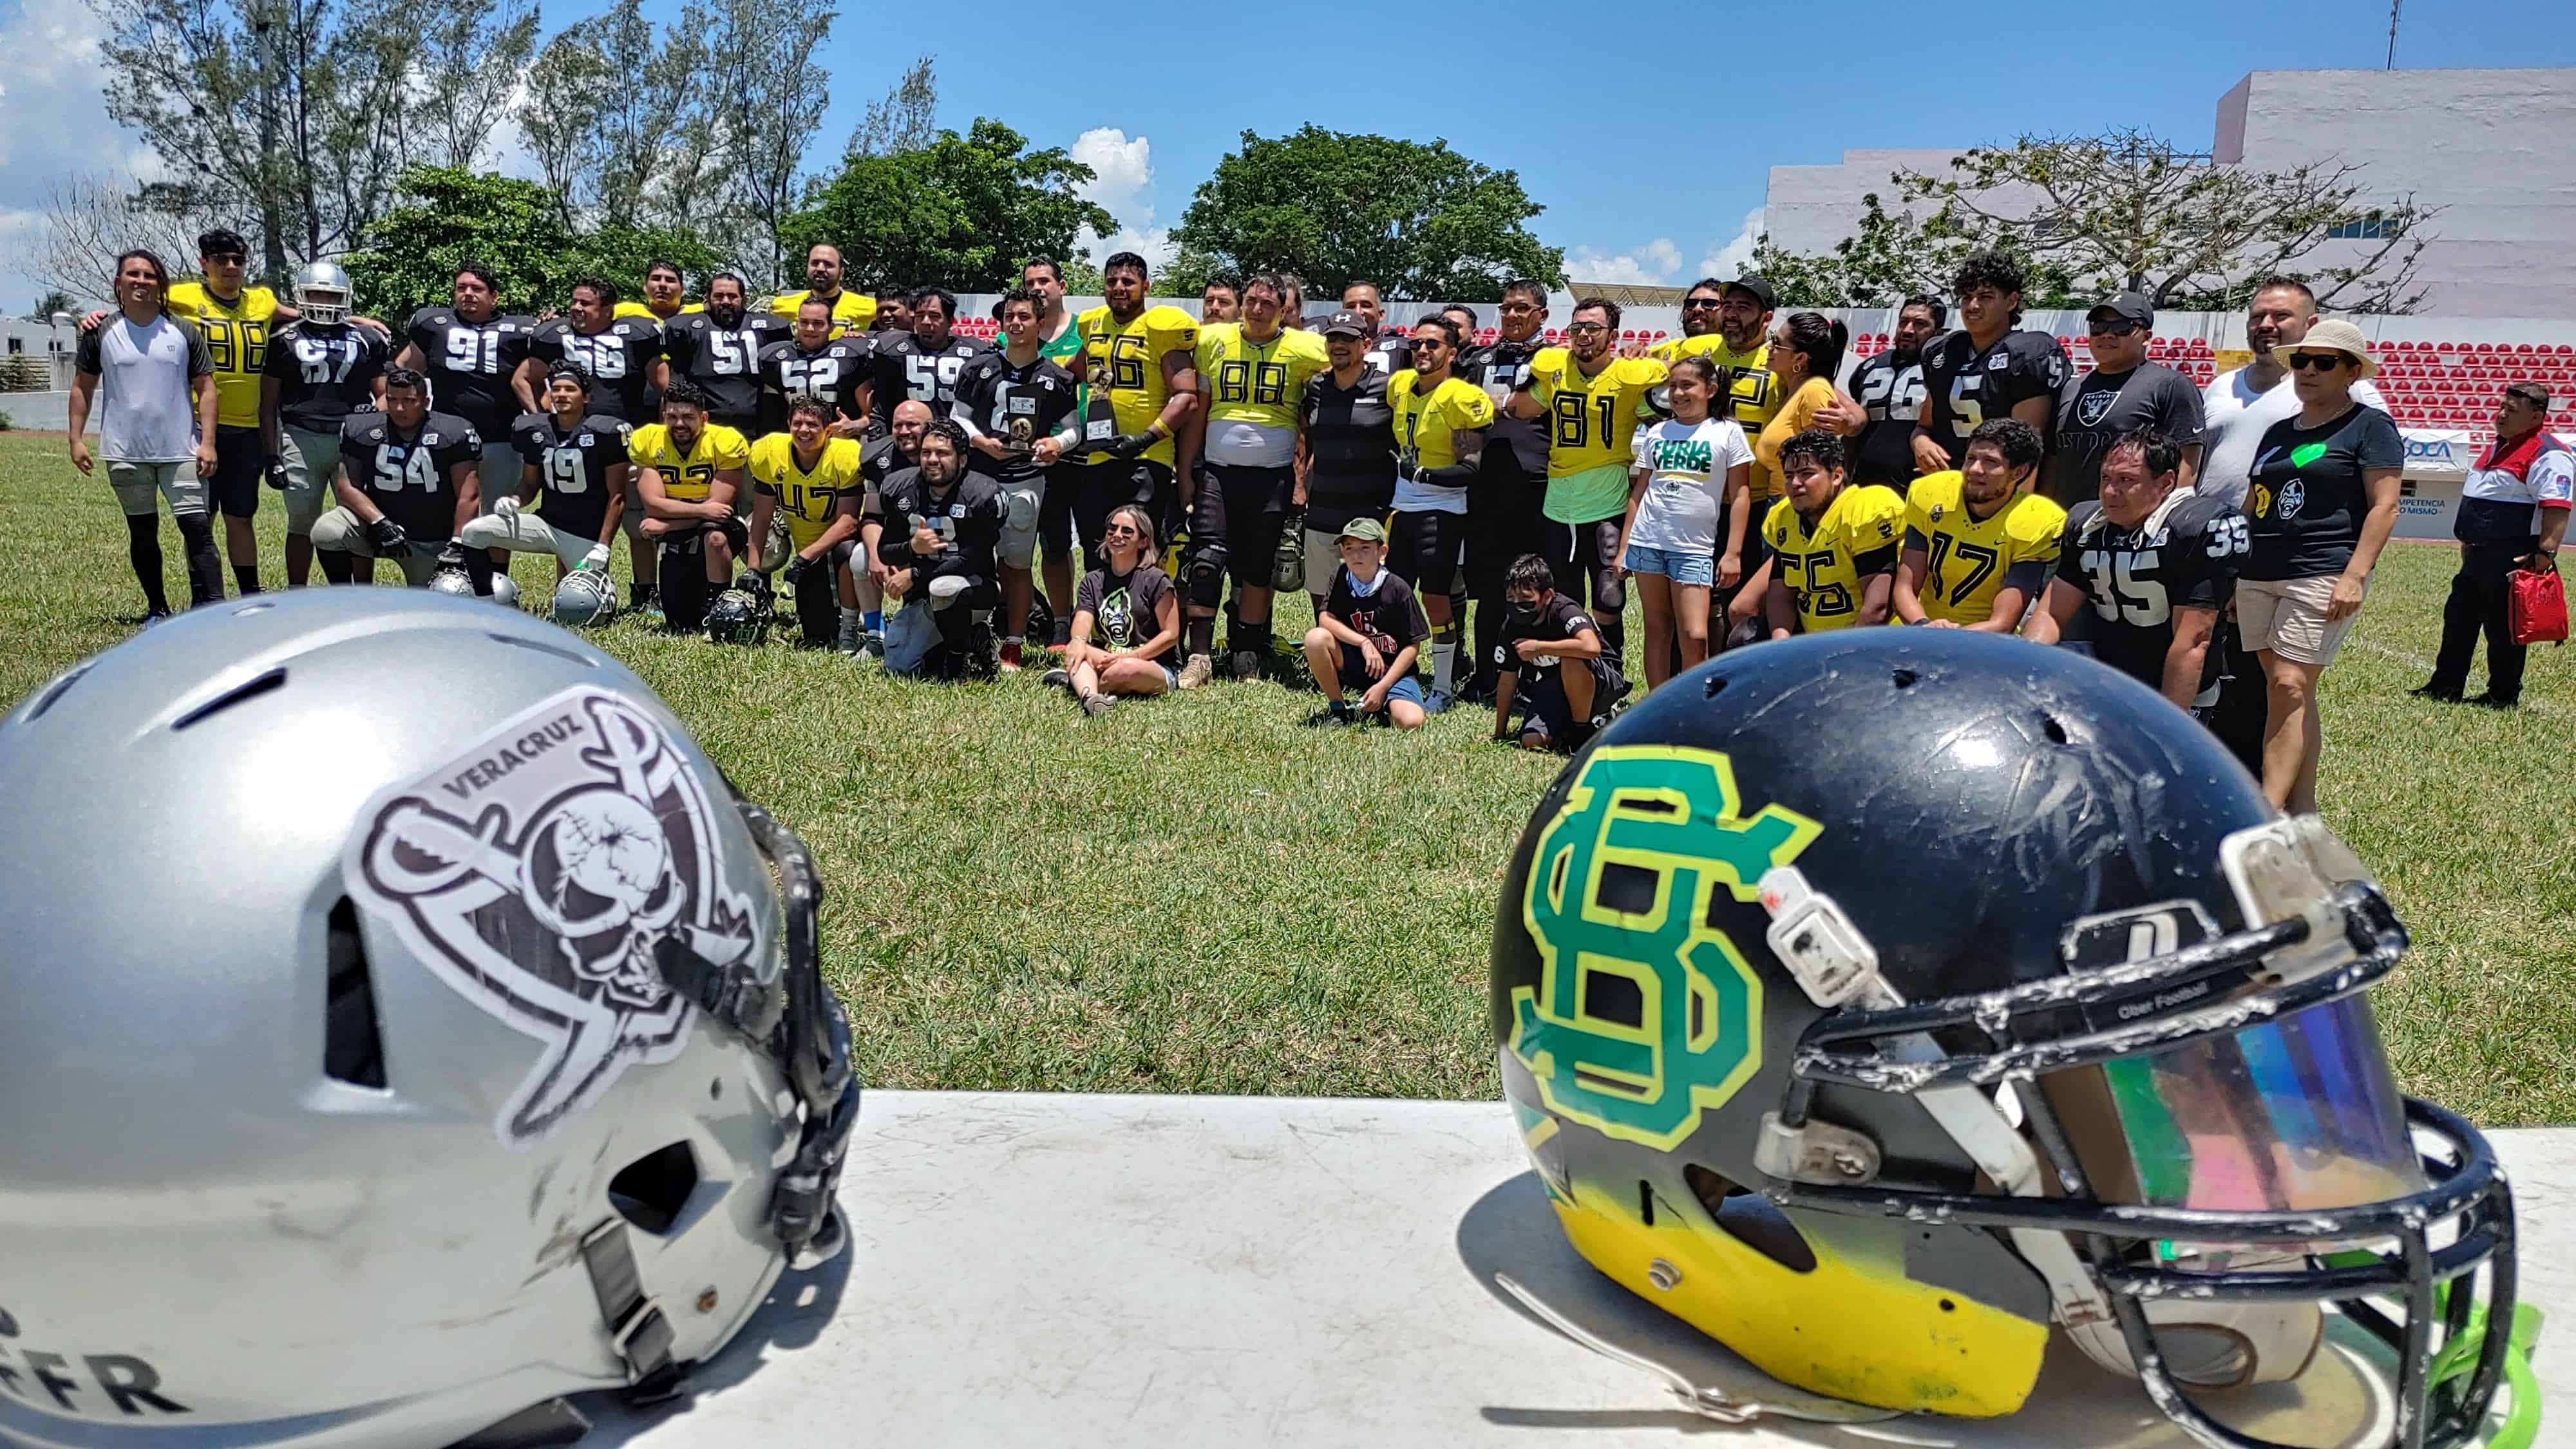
[1,0,2571,1445]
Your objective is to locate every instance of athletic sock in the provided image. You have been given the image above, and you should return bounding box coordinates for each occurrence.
[317,549,354,585]
[176,516,223,605]
[232,563,261,594]
[1186,614,1216,658]
[863,609,884,634]
[125,514,170,614]
[1432,629,1461,696]
[462,549,497,595]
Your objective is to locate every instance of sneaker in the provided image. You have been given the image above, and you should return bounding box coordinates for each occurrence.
[1229,649,1264,682]
[1040,667,1072,691]
[1177,653,1215,690]
[999,639,1024,673]
[1423,688,1454,717]
[2465,692,2520,710]
[1050,617,1074,648]
[1305,700,1358,728]
[2409,681,2463,703]
[1081,692,1118,717]
[864,632,886,659]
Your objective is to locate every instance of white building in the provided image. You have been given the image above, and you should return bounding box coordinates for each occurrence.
[1763,68,2576,318]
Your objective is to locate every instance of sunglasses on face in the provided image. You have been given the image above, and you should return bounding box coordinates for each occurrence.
[1567,323,1609,336]
[2088,321,2143,337]
[1683,298,1723,310]
[1103,524,1141,538]
[204,253,247,266]
[2287,352,2349,372]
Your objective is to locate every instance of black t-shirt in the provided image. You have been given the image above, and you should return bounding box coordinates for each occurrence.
[1321,567,1428,681]
[873,467,1005,585]
[2050,363,2207,507]
[951,351,1081,483]
[2056,493,2248,692]
[2242,403,2403,580]
[263,320,388,433]
[1457,337,1551,481]
[870,332,990,433]
[527,317,664,423]
[1494,593,1600,677]
[1072,564,1176,663]
[1299,371,1397,532]
[405,307,538,437]
[1847,348,1929,486]
[1920,328,2068,466]
[340,410,482,538]
[661,312,788,422]
[510,411,632,543]
[759,336,873,433]
[1362,330,1414,379]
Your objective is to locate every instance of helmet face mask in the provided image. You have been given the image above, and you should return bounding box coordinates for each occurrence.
[293,260,353,325]
[1490,632,2519,1449]
[554,569,618,627]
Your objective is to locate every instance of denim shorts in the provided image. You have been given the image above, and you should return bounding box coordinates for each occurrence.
[1622,542,1714,587]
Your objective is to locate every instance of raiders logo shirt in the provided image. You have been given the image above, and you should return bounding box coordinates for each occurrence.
[341,410,483,537]
[2049,361,2206,507]
[951,352,1080,482]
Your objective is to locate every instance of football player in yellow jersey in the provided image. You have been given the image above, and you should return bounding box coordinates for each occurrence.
[1506,296,1666,656]
[615,260,705,323]
[1761,429,1907,636]
[1388,315,1497,712]
[163,228,281,592]
[1895,418,2067,630]
[1650,276,1786,491]
[629,379,752,632]
[746,393,867,648]
[1070,251,1200,576]
[765,243,876,336]
[1180,273,1331,683]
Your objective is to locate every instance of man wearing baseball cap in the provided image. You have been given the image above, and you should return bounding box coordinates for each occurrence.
[1300,515,1430,728]
[2045,290,2206,507]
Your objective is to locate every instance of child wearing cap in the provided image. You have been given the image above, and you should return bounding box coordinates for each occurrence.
[1302,516,1430,728]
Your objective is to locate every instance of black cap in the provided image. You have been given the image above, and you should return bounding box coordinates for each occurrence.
[2088,291,2154,328]
[1321,310,1370,338]
[1723,275,1778,312]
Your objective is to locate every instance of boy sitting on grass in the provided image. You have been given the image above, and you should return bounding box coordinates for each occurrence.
[1302,517,1428,728]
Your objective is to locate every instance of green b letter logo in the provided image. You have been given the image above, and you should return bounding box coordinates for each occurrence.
[1511,746,1820,1150]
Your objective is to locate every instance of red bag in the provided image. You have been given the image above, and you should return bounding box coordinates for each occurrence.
[2510,565,2568,647]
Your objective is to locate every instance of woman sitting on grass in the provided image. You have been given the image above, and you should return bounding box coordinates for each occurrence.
[1044,504,1181,716]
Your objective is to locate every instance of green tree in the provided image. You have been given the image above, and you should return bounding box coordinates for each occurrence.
[1170,127,1563,301]
[27,290,80,323]
[844,55,938,160]
[784,120,1113,292]
[342,167,723,320]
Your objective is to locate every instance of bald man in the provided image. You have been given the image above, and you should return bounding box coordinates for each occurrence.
[845,399,934,655]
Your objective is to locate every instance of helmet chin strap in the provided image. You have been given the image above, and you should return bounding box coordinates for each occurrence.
[1756,866,2324,1390]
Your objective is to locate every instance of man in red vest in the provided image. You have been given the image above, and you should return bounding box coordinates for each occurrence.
[2416,381,2570,708]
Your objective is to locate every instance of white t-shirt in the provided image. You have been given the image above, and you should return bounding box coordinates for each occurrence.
[1624,417,1756,556]
[1208,419,1296,469]
[2199,366,2387,511]
[77,314,209,464]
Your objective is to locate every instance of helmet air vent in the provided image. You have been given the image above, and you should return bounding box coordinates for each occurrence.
[172,667,287,731]
[324,898,388,1088]
[609,1142,703,1236]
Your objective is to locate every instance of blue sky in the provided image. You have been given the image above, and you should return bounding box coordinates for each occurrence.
[5,0,2574,307]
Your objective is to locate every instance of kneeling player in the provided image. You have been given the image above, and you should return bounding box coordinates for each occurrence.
[2025,429,2249,724]
[1490,553,1625,752]
[1894,417,2067,630]
[1303,518,1430,728]
[459,364,628,590]
[629,380,751,632]
[310,367,491,589]
[1761,430,1905,638]
[873,421,1006,679]
[747,393,866,647]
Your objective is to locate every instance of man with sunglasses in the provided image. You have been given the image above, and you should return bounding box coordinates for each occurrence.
[1457,280,1554,701]
[1508,298,1668,658]
[163,229,281,595]
[2043,292,2204,508]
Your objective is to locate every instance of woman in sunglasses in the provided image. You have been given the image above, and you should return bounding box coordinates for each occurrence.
[1045,504,1182,715]
[2237,319,2403,813]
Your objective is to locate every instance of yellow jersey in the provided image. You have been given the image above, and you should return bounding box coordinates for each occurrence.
[1196,323,1331,433]
[1523,348,1666,478]
[1761,484,1907,632]
[628,422,750,502]
[766,289,875,336]
[1901,471,2067,627]
[1388,371,1495,473]
[748,433,864,547]
[616,299,702,322]
[1074,303,1198,468]
[165,281,279,428]
[1649,334,1780,440]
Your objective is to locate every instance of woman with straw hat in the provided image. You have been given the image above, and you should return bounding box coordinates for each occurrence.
[2237,318,2403,813]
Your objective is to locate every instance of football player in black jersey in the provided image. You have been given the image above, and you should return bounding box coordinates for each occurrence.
[1914,252,2067,471]
[1848,295,1944,487]
[518,276,664,424]
[397,264,536,515]
[661,273,786,435]
[952,289,1082,671]
[312,367,491,590]
[460,362,630,582]
[870,287,987,435]
[2025,428,2250,726]
[871,285,911,333]
[1341,281,1411,377]
[261,278,390,587]
[759,296,873,439]
[1457,279,1553,701]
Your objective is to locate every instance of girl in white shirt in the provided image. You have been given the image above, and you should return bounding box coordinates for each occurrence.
[1613,355,1755,689]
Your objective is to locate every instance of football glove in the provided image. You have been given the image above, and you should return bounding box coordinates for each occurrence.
[263,456,290,491]
[365,517,410,555]
[581,542,611,571]
[1106,431,1155,461]
[492,494,521,520]
[781,554,812,586]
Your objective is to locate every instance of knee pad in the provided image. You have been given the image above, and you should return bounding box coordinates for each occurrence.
[1594,571,1626,617]
[1184,543,1229,609]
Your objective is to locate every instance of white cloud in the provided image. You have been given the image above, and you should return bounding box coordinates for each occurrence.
[0,3,163,310]
[1567,236,1683,287]
[1070,126,1173,269]
[1698,207,1766,281]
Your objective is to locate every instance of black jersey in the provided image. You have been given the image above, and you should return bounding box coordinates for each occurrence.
[1363,330,1413,379]
[526,317,664,423]
[1846,348,1931,486]
[661,311,787,422]
[1493,593,1601,677]
[869,332,990,432]
[1456,337,1549,478]
[262,320,388,433]
[341,409,482,539]
[404,306,538,437]
[951,350,1081,483]
[1298,370,1397,533]
[510,411,632,543]
[873,467,1005,585]
[1918,328,2067,467]
[759,336,873,431]
[2055,492,2249,694]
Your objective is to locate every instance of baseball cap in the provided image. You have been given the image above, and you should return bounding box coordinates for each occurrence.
[2087,292,2154,328]
[1321,310,1370,338]
[1723,275,1779,312]
[1338,516,1387,543]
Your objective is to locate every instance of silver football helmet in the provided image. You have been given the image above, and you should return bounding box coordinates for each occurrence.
[0,589,857,1448]
[554,569,619,626]
[490,572,521,609]
[292,259,354,325]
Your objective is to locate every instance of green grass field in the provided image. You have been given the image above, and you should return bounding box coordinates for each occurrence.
[3,431,2568,1124]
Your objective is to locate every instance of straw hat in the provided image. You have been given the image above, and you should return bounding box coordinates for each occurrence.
[2271,318,2378,378]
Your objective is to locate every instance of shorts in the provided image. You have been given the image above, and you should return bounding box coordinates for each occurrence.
[276,425,343,535]
[309,506,444,584]
[1623,542,1715,587]
[1390,508,1467,594]
[998,474,1045,569]
[458,509,597,571]
[105,459,208,519]
[210,426,265,518]
[1211,462,1296,587]
[2236,574,2363,667]
[1370,675,1427,711]
[1515,658,1624,748]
